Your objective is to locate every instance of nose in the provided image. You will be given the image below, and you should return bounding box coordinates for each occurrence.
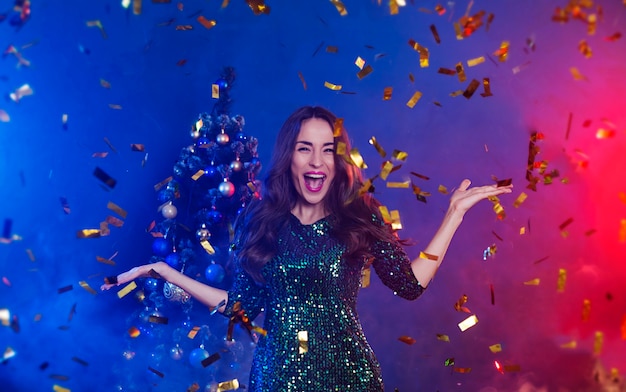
[309,150,322,168]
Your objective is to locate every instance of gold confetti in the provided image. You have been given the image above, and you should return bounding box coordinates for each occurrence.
[107,201,128,219]
[419,251,438,261]
[86,19,108,39]
[336,141,347,156]
[489,343,502,353]
[386,181,410,189]
[406,91,422,108]
[357,64,373,80]
[188,326,200,339]
[463,79,480,99]
[408,39,429,67]
[582,299,591,321]
[191,169,205,181]
[557,268,567,292]
[578,40,592,58]
[398,336,416,345]
[349,148,367,169]
[436,333,450,342]
[53,385,71,392]
[77,229,101,239]
[454,22,463,39]
[246,0,270,15]
[390,210,402,230]
[382,87,393,101]
[324,81,342,91]
[438,67,456,76]
[596,128,616,139]
[454,367,472,373]
[480,78,493,97]
[197,16,216,29]
[438,184,448,194]
[201,239,215,255]
[458,314,478,332]
[570,67,587,81]
[117,281,137,299]
[524,278,540,285]
[355,56,365,70]
[79,281,97,295]
[212,84,220,99]
[379,205,392,224]
[488,195,506,220]
[561,340,577,349]
[369,137,386,159]
[326,45,338,53]
[593,331,603,355]
[128,326,140,338]
[361,267,371,288]
[430,24,441,43]
[217,379,240,392]
[297,71,308,90]
[620,219,626,242]
[133,0,142,14]
[513,192,527,208]
[455,62,467,82]
[467,56,485,67]
[454,294,471,313]
[493,41,509,62]
[330,0,347,15]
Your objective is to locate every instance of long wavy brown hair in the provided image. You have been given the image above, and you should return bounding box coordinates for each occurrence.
[234,106,398,283]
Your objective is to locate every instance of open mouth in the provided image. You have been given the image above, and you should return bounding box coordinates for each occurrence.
[303,173,326,192]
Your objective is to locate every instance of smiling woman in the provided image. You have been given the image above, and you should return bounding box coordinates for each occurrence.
[102,105,513,391]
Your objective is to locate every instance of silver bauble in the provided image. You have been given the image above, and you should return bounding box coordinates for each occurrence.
[218,180,235,197]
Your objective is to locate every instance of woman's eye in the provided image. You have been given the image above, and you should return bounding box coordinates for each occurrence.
[324,148,335,153]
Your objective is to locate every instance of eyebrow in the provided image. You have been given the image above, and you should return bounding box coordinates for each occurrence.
[295,141,335,146]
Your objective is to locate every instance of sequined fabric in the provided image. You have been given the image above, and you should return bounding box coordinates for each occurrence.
[225,214,424,391]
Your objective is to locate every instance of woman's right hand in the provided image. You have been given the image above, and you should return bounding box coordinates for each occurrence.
[100,261,167,291]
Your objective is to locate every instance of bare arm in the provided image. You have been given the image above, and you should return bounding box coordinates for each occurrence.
[411,179,513,287]
[101,261,228,312]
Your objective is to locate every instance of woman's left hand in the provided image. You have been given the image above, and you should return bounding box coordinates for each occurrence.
[449,179,513,215]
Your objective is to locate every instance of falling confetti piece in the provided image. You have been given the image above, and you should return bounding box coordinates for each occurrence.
[524,278,540,286]
[557,268,567,292]
[324,81,342,91]
[330,0,347,16]
[582,299,591,321]
[398,336,416,345]
[406,91,422,108]
[197,15,217,29]
[458,314,479,331]
[436,333,450,342]
[593,331,603,355]
[117,281,137,299]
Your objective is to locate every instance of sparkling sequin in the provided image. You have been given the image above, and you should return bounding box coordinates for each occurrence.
[225,214,424,391]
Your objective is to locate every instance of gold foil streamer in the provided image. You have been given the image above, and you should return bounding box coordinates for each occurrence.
[455,62,467,82]
[324,81,342,91]
[406,91,422,108]
[117,281,137,299]
[557,268,567,292]
[382,87,392,101]
[467,56,485,67]
[330,0,348,16]
[298,331,308,354]
[489,343,502,353]
[458,314,478,331]
[524,278,540,285]
[582,299,591,321]
[197,16,216,30]
[593,331,603,355]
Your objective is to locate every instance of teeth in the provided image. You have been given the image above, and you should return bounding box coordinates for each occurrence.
[305,174,325,179]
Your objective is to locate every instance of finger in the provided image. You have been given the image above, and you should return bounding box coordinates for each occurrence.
[458,179,471,191]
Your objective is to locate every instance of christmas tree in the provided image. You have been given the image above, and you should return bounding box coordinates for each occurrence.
[114,67,261,391]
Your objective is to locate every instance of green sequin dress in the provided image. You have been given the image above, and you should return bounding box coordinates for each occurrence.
[225,214,425,391]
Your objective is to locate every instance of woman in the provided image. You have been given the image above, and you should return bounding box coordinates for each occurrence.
[102,106,512,390]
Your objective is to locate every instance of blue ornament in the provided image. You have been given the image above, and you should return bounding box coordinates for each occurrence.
[196,136,210,148]
[151,238,171,257]
[205,264,225,284]
[144,278,159,293]
[189,348,209,369]
[165,252,181,268]
[156,188,174,204]
[235,132,247,141]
